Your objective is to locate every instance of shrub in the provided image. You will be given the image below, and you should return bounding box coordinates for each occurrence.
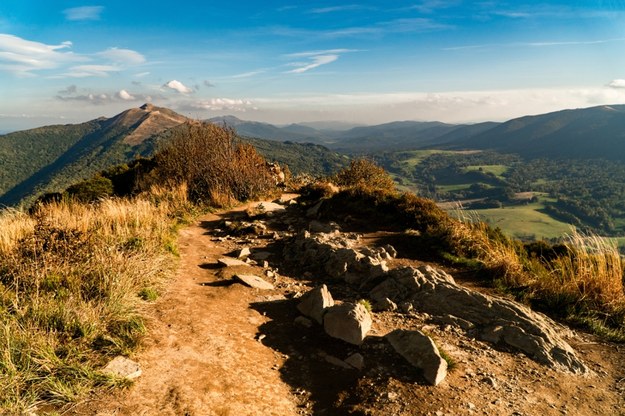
[65,175,114,202]
[153,122,276,206]
[334,158,396,192]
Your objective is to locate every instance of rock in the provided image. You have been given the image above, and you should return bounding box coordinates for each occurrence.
[369,278,409,304]
[309,220,341,233]
[323,302,372,345]
[297,284,334,324]
[399,302,414,314]
[250,201,286,216]
[306,200,324,218]
[234,274,275,290]
[285,228,588,374]
[384,244,398,258]
[374,297,398,312]
[294,316,313,328]
[345,353,365,370]
[386,329,448,386]
[217,257,250,267]
[102,356,142,380]
[251,251,272,261]
[408,279,588,373]
[321,353,353,369]
[237,247,251,259]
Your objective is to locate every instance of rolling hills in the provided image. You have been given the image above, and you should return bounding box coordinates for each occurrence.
[446,105,625,159]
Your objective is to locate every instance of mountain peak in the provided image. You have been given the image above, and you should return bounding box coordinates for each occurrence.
[140,103,155,111]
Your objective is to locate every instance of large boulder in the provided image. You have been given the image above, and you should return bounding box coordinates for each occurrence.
[323,302,372,345]
[297,284,335,324]
[386,329,447,386]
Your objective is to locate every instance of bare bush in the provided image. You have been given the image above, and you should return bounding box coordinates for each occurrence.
[154,122,276,206]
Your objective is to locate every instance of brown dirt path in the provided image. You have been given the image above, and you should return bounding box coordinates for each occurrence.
[73,202,299,416]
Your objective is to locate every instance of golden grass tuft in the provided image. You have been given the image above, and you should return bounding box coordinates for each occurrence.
[541,230,625,310]
[0,189,188,413]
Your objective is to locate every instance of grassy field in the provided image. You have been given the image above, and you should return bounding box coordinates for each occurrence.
[455,202,573,240]
[462,164,508,178]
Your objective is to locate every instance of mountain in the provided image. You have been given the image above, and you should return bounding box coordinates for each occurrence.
[208,116,328,143]
[0,104,188,206]
[0,105,346,207]
[448,105,625,159]
[330,121,463,153]
[209,117,496,153]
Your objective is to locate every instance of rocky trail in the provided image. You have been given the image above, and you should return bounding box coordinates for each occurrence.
[73,196,625,415]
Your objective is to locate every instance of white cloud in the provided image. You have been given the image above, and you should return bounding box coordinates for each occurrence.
[608,79,625,89]
[286,49,359,58]
[60,64,121,78]
[184,98,254,112]
[285,49,360,74]
[164,80,194,94]
[310,5,370,14]
[97,47,145,65]
[118,89,136,100]
[63,6,104,21]
[0,34,147,78]
[56,92,111,105]
[135,71,150,77]
[287,55,338,74]
[230,70,265,79]
[0,34,83,75]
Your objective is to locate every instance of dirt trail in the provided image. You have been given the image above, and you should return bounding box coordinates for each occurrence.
[75,202,299,416]
[72,198,625,416]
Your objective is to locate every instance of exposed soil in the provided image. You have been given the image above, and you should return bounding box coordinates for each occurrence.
[70,198,625,416]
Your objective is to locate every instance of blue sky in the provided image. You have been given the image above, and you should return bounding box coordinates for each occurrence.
[2,1,625,131]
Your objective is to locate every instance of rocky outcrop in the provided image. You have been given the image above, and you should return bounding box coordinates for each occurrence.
[386,329,448,386]
[286,230,588,374]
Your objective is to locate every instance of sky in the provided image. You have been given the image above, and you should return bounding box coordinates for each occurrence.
[2,1,625,131]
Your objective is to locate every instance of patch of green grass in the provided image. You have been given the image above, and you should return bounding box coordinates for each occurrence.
[463,164,508,178]
[138,287,159,302]
[438,183,473,192]
[461,202,572,240]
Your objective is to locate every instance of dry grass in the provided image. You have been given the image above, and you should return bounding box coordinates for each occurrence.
[540,231,625,311]
[0,187,189,413]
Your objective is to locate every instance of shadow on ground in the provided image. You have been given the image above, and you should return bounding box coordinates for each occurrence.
[250,298,425,415]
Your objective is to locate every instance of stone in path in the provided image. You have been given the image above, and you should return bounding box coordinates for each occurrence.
[102,356,142,380]
[323,302,372,345]
[234,274,275,290]
[297,284,335,324]
[386,329,447,386]
[218,257,250,267]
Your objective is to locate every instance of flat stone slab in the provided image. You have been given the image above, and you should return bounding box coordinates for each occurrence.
[102,356,142,380]
[218,257,250,267]
[234,274,275,290]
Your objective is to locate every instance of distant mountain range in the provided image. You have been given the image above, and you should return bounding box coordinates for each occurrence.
[210,105,625,159]
[445,105,625,159]
[207,116,496,153]
[4,103,625,206]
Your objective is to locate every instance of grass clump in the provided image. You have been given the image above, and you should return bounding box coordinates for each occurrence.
[357,299,373,313]
[0,191,185,413]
